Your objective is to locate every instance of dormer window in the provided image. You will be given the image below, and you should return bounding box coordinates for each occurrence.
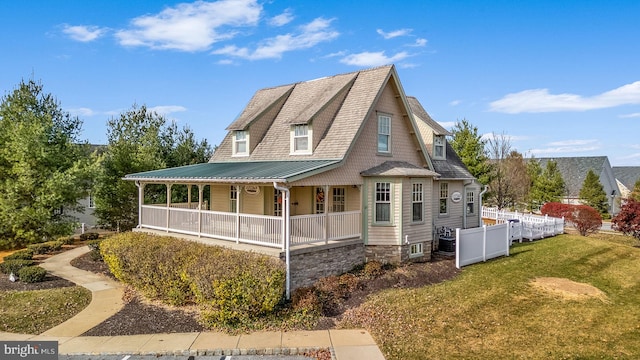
[233,130,249,156]
[291,124,312,154]
[378,114,391,154]
[434,135,446,159]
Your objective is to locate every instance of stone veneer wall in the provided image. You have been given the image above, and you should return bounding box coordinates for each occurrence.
[365,241,433,263]
[281,239,365,291]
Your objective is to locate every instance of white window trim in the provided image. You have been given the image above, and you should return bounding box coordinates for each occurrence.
[377,114,392,154]
[466,190,475,214]
[290,124,312,155]
[374,182,392,225]
[434,135,446,160]
[439,182,448,216]
[332,187,346,212]
[411,182,424,223]
[232,130,249,157]
[410,243,424,258]
[230,185,238,212]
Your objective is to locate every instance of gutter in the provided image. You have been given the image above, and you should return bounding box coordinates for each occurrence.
[273,181,291,300]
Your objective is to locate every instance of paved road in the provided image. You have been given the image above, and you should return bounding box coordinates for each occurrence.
[61,355,312,360]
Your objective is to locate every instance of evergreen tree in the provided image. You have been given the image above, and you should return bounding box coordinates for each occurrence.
[525,157,543,212]
[529,160,565,210]
[449,119,493,185]
[630,178,640,201]
[0,80,95,248]
[579,169,609,217]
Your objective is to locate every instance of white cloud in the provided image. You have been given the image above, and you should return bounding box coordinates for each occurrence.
[340,51,409,67]
[619,112,640,118]
[67,107,96,116]
[529,139,600,155]
[490,81,640,113]
[269,8,294,26]
[376,28,412,39]
[62,25,106,42]
[115,0,262,52]
[449,100,462,106]
[148,105,187,115]
[439,121,456,129]
[410,38,428,47]
[213,17,338,60]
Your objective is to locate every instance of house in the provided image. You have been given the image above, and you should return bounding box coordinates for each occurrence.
[124,65,480,293]
[612,166,640,199]
[536,156,621,214]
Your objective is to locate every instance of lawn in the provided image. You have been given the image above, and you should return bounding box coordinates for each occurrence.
[0,286,91,334]
[339,233,640,359]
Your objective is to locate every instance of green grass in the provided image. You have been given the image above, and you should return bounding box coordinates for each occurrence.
[339,233,640,359]
[0,287,91,334]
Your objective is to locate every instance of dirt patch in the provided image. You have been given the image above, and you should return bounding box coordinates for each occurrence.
[530,277,608,302]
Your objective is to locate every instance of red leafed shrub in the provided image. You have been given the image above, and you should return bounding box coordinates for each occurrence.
[569,204,602,236]
[541,202,572,219]
[612,199,640,240]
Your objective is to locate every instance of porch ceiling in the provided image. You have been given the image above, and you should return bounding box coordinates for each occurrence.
[124,159,342,183]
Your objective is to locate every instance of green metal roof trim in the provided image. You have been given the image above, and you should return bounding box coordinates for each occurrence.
[124,160,342,183]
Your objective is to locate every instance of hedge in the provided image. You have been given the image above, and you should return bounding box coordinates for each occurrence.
[0,259,35,275]
[18,266,47,283]
[100,233,285,326]
[3,249,34,261]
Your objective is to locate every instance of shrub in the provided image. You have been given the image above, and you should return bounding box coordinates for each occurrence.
[18,266,47,283]
[100,232,286,325]
[80,232,99,241]
[612,198,640,240]
[87,239,103,261]
[568,204,602,236]
[3,249,34,261]
[362,260,385,278]
[27,240,63,255]
[0,259,35,275]
[57,236,75,245]
[541,202,572,219]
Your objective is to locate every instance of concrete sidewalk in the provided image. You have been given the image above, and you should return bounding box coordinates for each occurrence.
[0,245,385,359]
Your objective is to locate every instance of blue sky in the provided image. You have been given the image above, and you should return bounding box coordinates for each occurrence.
[2,0,640,165]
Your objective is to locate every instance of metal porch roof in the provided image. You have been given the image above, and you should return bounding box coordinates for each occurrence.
[124,160,342,183]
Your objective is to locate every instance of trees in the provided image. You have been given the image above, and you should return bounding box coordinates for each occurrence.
[629,178,640,201]
[529,160,565,210]
[541,202,601,236]
[449,119,493,185]
[579,169,609,218]
[93,104,212,231]
[0,80,94,248]
[612,198,640,240]
[485,133,530,209]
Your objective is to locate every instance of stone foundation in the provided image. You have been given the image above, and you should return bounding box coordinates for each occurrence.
[281,239,365,291]
[365,242,432,263]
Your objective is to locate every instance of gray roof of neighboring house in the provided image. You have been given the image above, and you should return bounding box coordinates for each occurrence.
[612,166,640,190]
[361,161,439,177]
[536,156,619,197]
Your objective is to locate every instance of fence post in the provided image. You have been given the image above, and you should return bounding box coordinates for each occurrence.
[455,228,461,269]
[483,225,487,262]
[506,223,510,255]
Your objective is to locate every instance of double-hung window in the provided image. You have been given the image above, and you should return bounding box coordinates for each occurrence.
[412,183,423,222]
[439,182,448,215]
[332,187,345,212]
[466,190,475,214]
[230,186,238,212]
[292,124,311,154]
[377,115,391,153]
[233,130,248,156]
[375,182,391,223]
[434,135,445,159]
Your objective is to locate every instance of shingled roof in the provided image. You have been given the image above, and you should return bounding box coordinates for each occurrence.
[536,156,619,197]
[612,166,640,192]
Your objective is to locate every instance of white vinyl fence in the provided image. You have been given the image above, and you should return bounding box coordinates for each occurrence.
[455,207,565,269]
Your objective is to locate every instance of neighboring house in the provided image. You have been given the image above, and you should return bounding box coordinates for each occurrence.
[66,144,105,232]
[124,65,480,291]
[612,166,640,199]
[536,156,620,215]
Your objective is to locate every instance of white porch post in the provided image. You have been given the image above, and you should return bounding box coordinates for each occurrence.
[274,182,291,300]
[324,185,329,244]
[166,183,172,232]
[235,185,242,244]
[198,184,204,237]
[188,185,192,209]
[136,181,143,228]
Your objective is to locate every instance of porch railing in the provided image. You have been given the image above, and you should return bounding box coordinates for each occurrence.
[140,205,361,249]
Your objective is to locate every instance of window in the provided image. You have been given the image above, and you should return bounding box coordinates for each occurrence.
[466,190,475,214]
[412,183,423,222]
[315,187,325,214]
[233,130,248,156]
[434,135,445,159]
[332,187,345,212]
[410,243,423,257]
[375,182,391,223]
[230,186,238,212]
[274,190,282,216]
[377,115,391,153]
[439,182,448,215]
[88,192,95,208]
[291,124,311,154]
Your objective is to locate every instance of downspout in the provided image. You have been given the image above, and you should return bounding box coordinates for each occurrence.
[479,185,489,225]
[273,182,291,300]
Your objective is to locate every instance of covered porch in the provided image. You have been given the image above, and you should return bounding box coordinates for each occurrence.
[126,160,363,250]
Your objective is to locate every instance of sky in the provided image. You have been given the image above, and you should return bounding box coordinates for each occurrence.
[1,0,640,166]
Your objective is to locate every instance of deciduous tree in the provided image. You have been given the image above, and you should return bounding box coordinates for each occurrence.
[612,198,640,240]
